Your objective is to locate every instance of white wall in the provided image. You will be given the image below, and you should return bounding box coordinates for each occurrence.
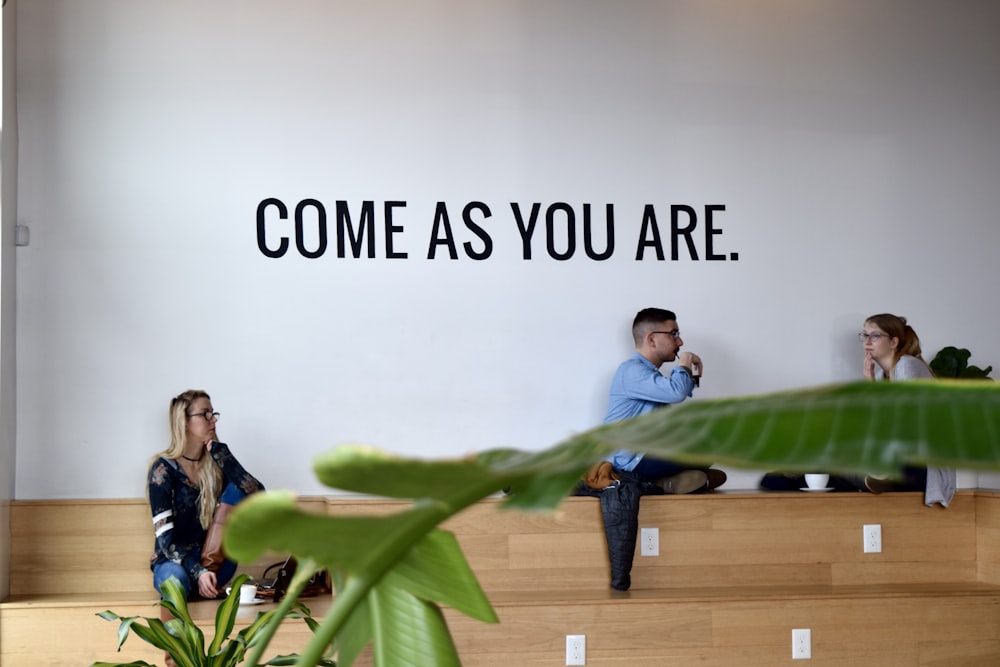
[13,0,1000,499]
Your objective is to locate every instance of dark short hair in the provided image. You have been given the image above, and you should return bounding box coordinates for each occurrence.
[632,308,677,345]
[633,308,676,330]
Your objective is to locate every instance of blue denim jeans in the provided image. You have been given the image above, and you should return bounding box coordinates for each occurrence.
[632,456,694,482]
[152,482,246,599]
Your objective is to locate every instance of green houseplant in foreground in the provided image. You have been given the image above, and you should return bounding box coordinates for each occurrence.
[103,380,1000,666]
[91,574,334,667]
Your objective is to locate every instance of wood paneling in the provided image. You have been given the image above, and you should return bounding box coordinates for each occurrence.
[7,497,327,596]
[977,492,1000,584]
[444,589,1000,666]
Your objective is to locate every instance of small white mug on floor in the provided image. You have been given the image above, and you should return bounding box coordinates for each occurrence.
[804,473,829,490]
[226,583,258,603]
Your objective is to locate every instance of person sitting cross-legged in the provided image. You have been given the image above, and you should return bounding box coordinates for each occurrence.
[603,307,726,493]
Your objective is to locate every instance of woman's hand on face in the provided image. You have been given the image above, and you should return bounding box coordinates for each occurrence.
[863,351,876,380]
[197,570,218,599]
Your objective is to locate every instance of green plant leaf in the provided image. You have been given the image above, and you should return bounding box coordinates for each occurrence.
[209,640,244,667]
[312,445,507,501]
[157,578,204,667]
[369,579,461,667]
[129,618,196,667]
[209,573,248,656]
[263,655,336,666]
[159,576,195,627]
[384,529,497,623]
[312,445,592,511]
[330,582,370,667]
[586,380,1000,476]
[963,364,993,379]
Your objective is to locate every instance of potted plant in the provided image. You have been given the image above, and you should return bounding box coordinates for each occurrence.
[90,574,334,667]
[930,346,993,379]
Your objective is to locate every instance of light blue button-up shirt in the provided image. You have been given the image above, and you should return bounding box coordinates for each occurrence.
[603,352,695,471]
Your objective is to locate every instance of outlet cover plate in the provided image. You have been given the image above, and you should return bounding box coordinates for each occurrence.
[566,634,586,665]
[863,524,882,553]
[792,628,811,659]
[640,527,659,556]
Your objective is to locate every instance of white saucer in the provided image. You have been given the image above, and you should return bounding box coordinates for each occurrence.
[239,598,267,605]
[799,487,833,492]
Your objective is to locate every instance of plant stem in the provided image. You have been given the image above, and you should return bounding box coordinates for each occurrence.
[244,562,321,667]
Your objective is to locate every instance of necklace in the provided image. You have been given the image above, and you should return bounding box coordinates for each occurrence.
[181,453,204,463]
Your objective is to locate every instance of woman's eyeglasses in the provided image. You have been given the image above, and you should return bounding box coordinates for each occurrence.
[857,332,887,343]
[187,410,220,422]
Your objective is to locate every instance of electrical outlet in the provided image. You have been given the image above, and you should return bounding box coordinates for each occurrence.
[640,527,659,556]
[792,628,811,659]
[863,524,882,553]
[566,634,586,665]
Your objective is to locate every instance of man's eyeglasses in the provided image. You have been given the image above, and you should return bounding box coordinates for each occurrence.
[857,332,887,343]
[653,330,681,340]
[188,410,220,422]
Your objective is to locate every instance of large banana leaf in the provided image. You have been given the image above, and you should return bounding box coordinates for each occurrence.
[224,380,1000,666]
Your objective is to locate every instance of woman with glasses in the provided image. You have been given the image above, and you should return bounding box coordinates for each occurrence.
[147,389,265,602]
[857,314,955,503]
[860,313,932,383]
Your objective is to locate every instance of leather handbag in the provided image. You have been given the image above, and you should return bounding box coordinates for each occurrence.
[257,557,332,602]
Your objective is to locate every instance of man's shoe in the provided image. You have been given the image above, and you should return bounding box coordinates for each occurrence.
[864,475,895,494]
[658,470,708,495]
[705,468,727,490]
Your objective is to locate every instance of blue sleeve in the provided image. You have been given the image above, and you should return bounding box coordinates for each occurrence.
[621,364,695,404]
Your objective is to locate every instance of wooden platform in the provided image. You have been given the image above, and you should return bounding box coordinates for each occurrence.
[4,490,1000,665]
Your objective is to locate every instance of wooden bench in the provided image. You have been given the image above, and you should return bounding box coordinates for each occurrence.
[4,491,1000,665]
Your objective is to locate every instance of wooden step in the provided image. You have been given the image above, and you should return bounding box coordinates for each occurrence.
[445,585,1000,666]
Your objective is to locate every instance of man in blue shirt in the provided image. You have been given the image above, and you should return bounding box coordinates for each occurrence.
[604,307,726,493]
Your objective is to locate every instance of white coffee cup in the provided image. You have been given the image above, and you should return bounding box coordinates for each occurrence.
[804,473,829,490]
[226,583,258,603]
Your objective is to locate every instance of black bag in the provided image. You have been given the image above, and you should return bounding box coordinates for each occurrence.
[258,557,332,602]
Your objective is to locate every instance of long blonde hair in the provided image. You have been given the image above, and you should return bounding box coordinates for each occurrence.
[152,389,224,529]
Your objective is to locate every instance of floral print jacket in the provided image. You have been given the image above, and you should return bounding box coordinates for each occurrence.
[148,441,264,582]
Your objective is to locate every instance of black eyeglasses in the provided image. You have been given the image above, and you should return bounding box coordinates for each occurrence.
[653,330,681,339]
[187,410,220,422]
[857,332,888,343]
